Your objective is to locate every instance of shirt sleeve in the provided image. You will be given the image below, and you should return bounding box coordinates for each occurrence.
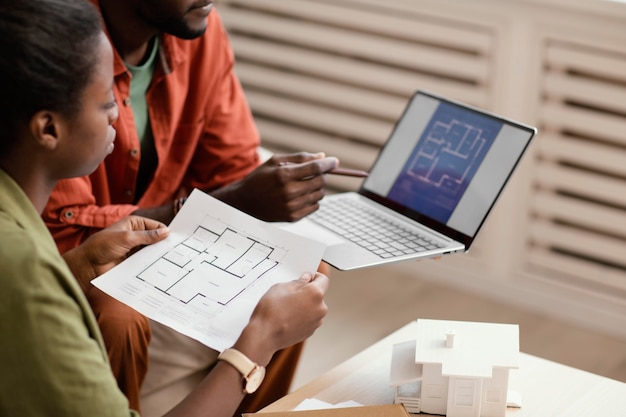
[183,10,261,193]
[0,228,138,417]
[43,175,138,254]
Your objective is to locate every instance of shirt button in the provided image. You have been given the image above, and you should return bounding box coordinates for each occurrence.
[124,190,133,197]
[130,149,139,157]
[123,97,131,106]
[63,210,74,219]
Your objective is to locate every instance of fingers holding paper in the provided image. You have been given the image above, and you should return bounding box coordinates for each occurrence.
[63,216,170,290]
[238,272,330,365]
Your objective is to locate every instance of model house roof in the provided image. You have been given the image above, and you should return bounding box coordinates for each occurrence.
[414,319,519,378]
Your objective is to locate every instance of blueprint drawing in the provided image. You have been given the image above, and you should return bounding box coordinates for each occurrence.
[388,102,502,223]
[92,189,325,351]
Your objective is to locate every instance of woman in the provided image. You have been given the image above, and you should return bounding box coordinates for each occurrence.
[0,1,329,416]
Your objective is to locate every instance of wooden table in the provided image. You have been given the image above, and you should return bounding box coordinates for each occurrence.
[262,321,626,416]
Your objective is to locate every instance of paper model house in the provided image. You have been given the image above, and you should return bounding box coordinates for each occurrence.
[389,319,520,417]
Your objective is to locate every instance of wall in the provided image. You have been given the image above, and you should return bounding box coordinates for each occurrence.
[215,0,626,340]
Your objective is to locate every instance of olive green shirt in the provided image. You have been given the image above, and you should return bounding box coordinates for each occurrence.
[0,169,139,416]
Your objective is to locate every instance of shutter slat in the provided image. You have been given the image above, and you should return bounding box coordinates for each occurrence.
[533,164,626,207]
[528,248,626,293]
[221,8,490,82]
[226,0,492,54]
[531,190,626,238]
[543,71,626,114]
[245,90,393,146]
[527,40,626,295]
[255,119,379,170]
[530,220,626,268]
[541,101,626,146]
[235,63,406,121]
[536,133,626,177]
[546,42,626,84]
[219,0,493,193]
[230,36,487,104]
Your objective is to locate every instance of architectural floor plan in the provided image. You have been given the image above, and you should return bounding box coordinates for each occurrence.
[388,102,500,223]
[93,189,325,351]
[406,120,488,195]
[139,221,284,307]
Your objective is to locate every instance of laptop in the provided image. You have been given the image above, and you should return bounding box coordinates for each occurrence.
[283,90,536,271]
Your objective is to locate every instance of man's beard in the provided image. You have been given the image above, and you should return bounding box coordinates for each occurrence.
[158,18,207,40]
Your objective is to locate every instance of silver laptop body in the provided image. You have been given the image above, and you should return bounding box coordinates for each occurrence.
[287,90,536,271]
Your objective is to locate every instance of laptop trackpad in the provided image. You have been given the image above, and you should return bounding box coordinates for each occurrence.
[278,218,346,246]
[323,242,384,271]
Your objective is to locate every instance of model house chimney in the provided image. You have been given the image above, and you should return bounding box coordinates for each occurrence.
[445,330,455,348]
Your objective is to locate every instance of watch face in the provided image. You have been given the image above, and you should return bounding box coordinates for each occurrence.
[244,366,266,394]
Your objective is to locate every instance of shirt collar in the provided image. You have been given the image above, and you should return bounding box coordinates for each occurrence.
[0,169,52,242]
[90,0,186,78]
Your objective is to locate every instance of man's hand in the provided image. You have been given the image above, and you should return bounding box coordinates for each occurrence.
[63,216,170,291]
[213,152,339,222]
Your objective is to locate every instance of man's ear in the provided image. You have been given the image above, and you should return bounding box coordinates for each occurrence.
[29,110,64,150]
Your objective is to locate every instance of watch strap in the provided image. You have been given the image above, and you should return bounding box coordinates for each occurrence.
[218,348,256,378]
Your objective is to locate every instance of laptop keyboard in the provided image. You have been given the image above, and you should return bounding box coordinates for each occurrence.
[309,197,446,259]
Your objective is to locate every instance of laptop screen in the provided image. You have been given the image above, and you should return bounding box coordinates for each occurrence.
[361,91,536,247]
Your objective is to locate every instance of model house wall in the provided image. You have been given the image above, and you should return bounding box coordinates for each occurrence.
[446,376,483,417]
[421,363,448,414]
[480,368,510,417]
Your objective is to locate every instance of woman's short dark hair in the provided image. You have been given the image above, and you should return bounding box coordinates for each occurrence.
[0,0,103,150]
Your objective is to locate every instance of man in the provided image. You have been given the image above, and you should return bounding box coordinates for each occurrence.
[43,0,337,414]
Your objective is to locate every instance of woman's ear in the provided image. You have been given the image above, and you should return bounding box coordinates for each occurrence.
[29,110,64,150]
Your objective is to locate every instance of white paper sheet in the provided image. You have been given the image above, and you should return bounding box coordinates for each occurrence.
[92,189,326,351]
[293,399,363,411]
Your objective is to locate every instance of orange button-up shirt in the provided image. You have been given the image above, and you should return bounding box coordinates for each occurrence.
[43,9,260,253]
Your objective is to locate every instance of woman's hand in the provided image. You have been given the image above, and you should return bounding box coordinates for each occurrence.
[63,215,170,291]
[234,272,330,366]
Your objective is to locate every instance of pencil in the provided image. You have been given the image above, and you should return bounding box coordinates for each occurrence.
[328,167,369,178]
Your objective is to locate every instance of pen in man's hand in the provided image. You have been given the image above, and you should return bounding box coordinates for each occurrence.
[328,167,369,178]
[278,160,368,177]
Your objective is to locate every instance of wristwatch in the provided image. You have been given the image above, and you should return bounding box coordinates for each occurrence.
[218,348,266,394]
